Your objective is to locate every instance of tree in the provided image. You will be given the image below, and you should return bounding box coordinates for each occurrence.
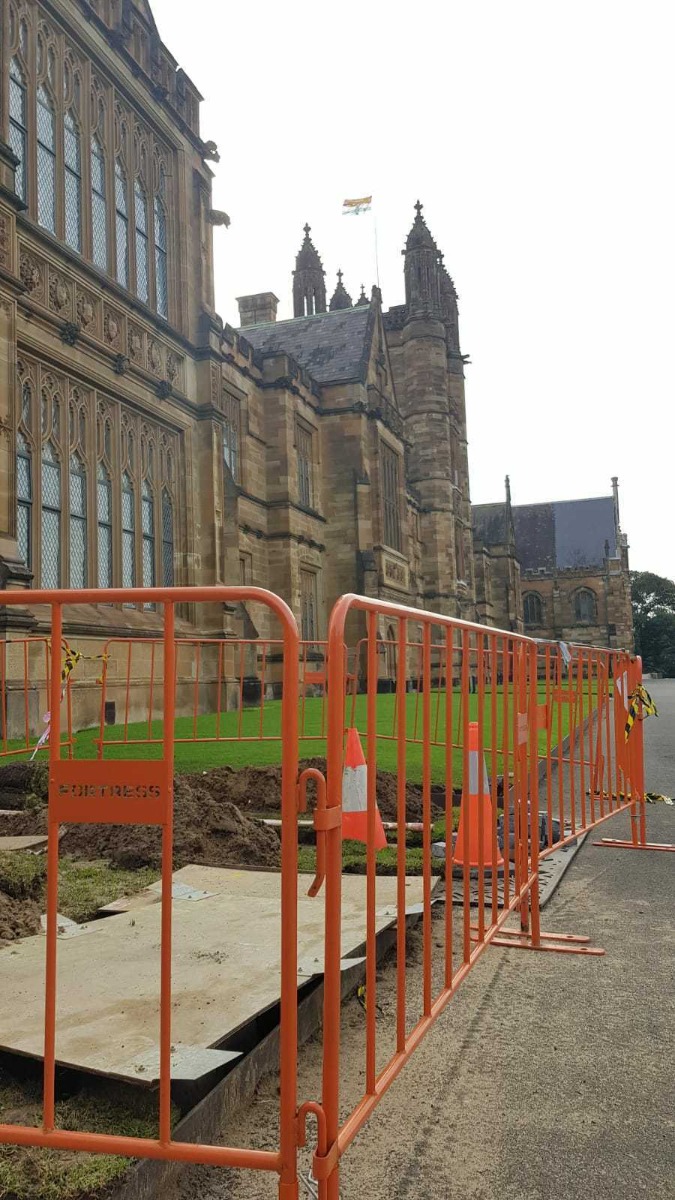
[631,571,675,676]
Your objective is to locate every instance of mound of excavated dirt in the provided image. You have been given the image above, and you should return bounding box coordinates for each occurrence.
[197,757,443,823]
[60,776,281,871]
[0,891,42,944]
[0,762,49,811]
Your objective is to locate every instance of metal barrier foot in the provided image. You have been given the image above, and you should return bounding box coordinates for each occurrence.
[483,928,605,956]
[592,838,675,852]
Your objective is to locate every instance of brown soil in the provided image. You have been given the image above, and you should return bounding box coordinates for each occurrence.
[0,891,42,944]
[200,757,445,823]
[61,774,281,871]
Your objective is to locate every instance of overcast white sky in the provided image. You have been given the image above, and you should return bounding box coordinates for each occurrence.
[153,0,674,579]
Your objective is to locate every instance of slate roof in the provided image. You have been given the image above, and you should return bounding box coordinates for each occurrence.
[473,497,617,571]
[239,306,372,385]
[472,503,512,549]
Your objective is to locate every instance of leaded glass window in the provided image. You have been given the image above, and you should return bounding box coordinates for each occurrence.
[300,570,318,641]
[121,471,135,588]
[97,462,112,589]
[64,112,82,253]
[115,160,129,288]
[223,399,240,483]
[154,195,168,318]
[9,59,27,202]
[16,432,32,568]
[41,442,61,588]
[69,453,87,588]
[296,422,313,508]
[162,488,174,587]
[142,479,155,609]
[135,181,149,304]
[381,442,402,552]
[91,136,107,270]
[37,86,56,234]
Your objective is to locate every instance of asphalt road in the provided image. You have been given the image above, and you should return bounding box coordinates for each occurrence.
[179,680,675,1200]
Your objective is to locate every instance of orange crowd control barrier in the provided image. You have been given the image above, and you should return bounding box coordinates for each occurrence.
[0,587,666,1200]
[0,636,73,760]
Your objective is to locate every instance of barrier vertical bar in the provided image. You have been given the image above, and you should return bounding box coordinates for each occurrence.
[476,630,486,943]
[43,603,63,1132]
[159,601,176,1146]
[501,637,511,909]
[444,626,454,989]
[396,617,408,1051]
[278,610,300,1199]
[489,632,499,925]
[528,641,541,947]
[461,630,470,963]
[422,623,432,1017]
[324,601,347,1200]
[365,612,378,1093]
[544,645,553,848]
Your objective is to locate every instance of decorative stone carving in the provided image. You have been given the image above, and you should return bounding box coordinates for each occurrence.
[148,338,163,375]
[0,215,8,268]
[157,379,172,400]
[104,309,122,347]
[61,322,79,347]
[49,272,71,314]
[166,352,179,383]
[76,288,96,330]
[19,253,42,296]
[113,354,129,376]
[127,323,144,362]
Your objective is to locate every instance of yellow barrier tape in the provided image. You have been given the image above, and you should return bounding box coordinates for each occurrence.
[624,684,658,742]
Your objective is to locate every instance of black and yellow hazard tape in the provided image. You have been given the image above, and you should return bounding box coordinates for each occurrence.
[624,685,658,741]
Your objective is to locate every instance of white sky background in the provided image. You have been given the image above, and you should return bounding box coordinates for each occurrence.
[152,0,674,579]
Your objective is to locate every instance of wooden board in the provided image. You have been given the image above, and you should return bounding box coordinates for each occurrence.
[0,834,48,852]
[0,867,425,1084]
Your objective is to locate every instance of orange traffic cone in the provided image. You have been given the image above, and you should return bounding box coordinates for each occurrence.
[454,722,503,869]
[342,728,387,850]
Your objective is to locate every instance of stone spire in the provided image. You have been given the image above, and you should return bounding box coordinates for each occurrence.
[292,224,327,317]
[437,251,460,354]
[356,285,369,306]
[403,200,442,320]
[329,269,353,311]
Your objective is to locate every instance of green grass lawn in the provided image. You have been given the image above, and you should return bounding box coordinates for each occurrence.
[20,684,595,783]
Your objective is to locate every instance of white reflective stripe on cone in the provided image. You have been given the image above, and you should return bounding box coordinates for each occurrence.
[468,752,490,796]
[342,764,367,813]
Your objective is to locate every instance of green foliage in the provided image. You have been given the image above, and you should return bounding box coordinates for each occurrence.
[0,1072,174,1199]
[631,570,675,676]
[57,859,158,924]
[0,851,46,900]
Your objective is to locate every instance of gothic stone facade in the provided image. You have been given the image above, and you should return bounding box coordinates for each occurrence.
[473,480,634,650]
[0,0,632,731]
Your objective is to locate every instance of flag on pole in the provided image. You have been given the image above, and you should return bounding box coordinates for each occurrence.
[342,196,372,216]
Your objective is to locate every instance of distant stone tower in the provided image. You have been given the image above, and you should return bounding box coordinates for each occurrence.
[293,224,327,317]
[397,201,473,617]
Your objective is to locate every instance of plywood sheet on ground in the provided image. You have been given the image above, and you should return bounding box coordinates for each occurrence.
[0,868,424,1084]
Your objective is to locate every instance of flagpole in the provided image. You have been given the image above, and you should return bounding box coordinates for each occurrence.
[373,209,381,289]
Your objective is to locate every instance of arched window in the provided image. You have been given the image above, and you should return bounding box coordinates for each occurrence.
[64,111,82,252]
[41,441,61,588]
[91,135,107,270]
[16,430,32,568]
[523,592,543,627]
[69,452,87,588]
[37,85,56,233]
[115,160,129,287]
[97,462,113,588]
[9,59,27,202]
[161,488,174,586]
[141,478,155,587]
[154,191,168,318]
[134,180,149,303]
[121,470,136,587]
[574,589,596,624]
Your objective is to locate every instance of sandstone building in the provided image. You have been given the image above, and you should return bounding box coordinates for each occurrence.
[0,0,632,728]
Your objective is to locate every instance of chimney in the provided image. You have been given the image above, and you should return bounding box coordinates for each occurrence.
[236,292,279,327]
